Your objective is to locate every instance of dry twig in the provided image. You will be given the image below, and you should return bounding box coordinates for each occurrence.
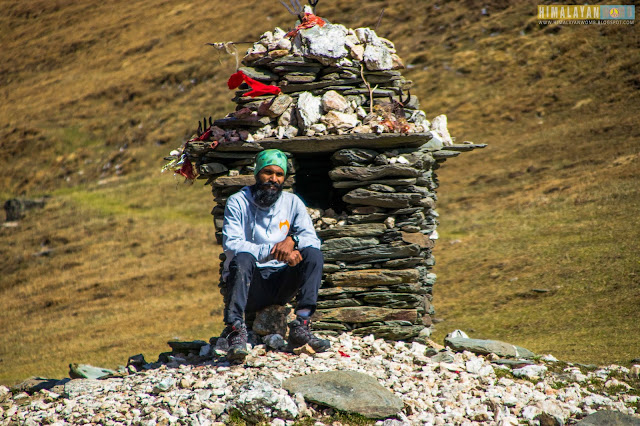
[206,42,240,70]
[360,63,378,114]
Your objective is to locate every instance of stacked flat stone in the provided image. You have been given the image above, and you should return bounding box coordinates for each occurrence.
[178,19,442,154]
[223,23,430,142]
[311,146,439,340]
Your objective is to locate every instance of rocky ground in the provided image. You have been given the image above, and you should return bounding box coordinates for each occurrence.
[2,332,640,425]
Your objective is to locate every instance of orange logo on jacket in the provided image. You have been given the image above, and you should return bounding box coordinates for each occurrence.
[279,220,290,232]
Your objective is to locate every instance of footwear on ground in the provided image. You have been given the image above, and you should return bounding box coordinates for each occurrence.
[226,320,249,362]
[288,316,331,352]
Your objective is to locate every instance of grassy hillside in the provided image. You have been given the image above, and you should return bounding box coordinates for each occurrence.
[1,0,638,385]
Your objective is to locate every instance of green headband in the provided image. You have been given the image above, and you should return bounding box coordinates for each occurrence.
[254,149,288,176]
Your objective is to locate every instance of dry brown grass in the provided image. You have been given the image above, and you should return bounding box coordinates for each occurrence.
[1,0,639,385]
[0,177,224,383]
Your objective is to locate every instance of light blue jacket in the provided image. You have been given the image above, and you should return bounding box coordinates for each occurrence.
[221,186,321,280]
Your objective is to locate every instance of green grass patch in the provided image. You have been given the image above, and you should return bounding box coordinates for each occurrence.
[51,126,104,155]
[53,174,213,225]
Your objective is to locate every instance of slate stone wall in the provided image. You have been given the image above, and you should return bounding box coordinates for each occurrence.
[184,137,483,341]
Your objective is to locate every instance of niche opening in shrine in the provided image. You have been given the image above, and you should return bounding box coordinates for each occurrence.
[292,153,346,214]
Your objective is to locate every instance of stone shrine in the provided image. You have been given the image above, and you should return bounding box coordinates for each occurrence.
[166,12,486,341]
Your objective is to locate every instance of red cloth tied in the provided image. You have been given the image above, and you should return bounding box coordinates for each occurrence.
[286,13,326,38]
[227,70,281,98]
[191,128,213,142]
[175,158,197,180]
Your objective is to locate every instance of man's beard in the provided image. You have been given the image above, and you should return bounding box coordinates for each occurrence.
[251,181,284,208]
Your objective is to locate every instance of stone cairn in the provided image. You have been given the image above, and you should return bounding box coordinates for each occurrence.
[166,13,485,342]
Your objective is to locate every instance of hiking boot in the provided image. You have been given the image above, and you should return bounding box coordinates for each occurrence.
[288,316,331,353]
[226,320,249,362]
[212,325,232,352]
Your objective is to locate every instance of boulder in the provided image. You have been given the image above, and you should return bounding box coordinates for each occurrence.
[327,269,419,287]
[322,243,421,263]
[316,223,386,239]
[276,125,299,139]
[126,354,147,371]
[364,44,393,71]
[321,237,378,252]
[430,351,456,363]
[352,324,424,340]
[444,337,536,359]
[297,24,349,64]
[4,198,47,221]
[576,411,640,425]
[296,92,323,130]
[314,306,418,323]
[350,206,385,214]
[317,287,370,297]
[263,334,286,351]
[512,364,547,380]
[333,178,417,189]
[331,148,379,165]
[277,105,295,126]
[11,377,60,394]
[283,371,403,419]
[238,66,279,82]
[349,44,364,61]
[343,188,422,208]
[362,292,423,309]
[243,43,268,63]
[258,94,293,118]
[309,123,327,134]
[234,380,299,423]
[69,363,116,380]
[252,305,293,337]
[316,298,362,309]
[367,183,395,193]
[198,162,228,175]
[321,90,350,112]
[329,164,423,181]
[322,110,359,131]
[430,114,453,146]
[491,359,535,368]
[284,73,317,83]
[153,378,176,394]
[311,321,348,331]
[381,257,424,269]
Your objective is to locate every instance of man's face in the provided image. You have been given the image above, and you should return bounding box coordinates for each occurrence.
[256,165,285,186]
[253,165,285,207]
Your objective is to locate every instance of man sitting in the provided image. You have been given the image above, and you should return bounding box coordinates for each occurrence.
[220,149,330,361]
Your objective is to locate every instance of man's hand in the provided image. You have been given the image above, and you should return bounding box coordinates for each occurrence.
[286,250,303,267]
[271,236,295,262]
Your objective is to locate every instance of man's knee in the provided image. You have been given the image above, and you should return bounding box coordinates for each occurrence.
[299,247,323,267]
[230,252,257,271]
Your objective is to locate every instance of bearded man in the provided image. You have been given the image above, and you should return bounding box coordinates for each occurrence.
[220,149,330,361]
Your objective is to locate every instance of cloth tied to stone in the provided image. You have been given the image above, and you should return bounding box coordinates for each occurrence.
[175,156,197,180]
[189,129,219,149]
[286,13,326,38]
[228,70,282,98]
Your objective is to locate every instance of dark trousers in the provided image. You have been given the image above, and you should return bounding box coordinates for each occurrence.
[223,247,324,325]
